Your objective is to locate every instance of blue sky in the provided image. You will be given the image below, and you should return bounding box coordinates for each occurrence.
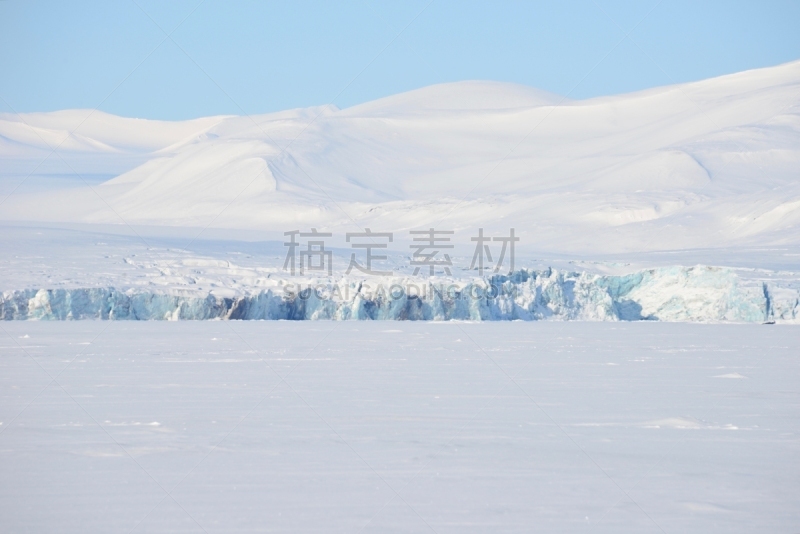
[1,0,799,120]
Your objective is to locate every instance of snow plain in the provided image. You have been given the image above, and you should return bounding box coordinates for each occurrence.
[1,321,798,533]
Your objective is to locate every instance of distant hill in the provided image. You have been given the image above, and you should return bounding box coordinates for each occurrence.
[2,60,799,255]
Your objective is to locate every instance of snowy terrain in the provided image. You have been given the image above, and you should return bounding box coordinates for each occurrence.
[0,224,797,323]
[1,321,798,533]
[2,56,799,534]
[3,61,800,253]
[1,61,799,322]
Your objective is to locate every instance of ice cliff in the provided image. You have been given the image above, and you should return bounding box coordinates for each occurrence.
[1,266,798,323]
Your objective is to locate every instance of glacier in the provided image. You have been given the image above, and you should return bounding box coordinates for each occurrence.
[2,265,797,323]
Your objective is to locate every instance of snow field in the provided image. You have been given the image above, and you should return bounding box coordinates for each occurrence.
[1,321,798,533]
[2,61,800,254]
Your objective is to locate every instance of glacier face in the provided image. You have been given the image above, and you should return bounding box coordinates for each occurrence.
[2,266,797,323]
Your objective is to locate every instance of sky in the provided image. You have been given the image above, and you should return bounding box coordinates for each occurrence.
[1,0,799,120]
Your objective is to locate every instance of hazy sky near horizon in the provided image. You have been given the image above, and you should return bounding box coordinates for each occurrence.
[1,0,799,120]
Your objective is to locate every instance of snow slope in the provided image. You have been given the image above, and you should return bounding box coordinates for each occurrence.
[2,62,800,255]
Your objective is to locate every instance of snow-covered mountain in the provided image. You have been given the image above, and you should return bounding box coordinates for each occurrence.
[2,61,799,255]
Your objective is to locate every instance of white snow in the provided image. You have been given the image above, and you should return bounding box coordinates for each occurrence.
[1,321,797,532]
[1,62,800,322]
[2,61,798,534]
[0,62,800,534]
[2,61,800,255]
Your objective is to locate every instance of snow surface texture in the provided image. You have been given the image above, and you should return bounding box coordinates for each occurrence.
[2,322,798,533]
[2,266,798,323]
[2,61,800,255]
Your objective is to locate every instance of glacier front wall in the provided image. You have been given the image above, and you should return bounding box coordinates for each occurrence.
[1,266,798,323]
